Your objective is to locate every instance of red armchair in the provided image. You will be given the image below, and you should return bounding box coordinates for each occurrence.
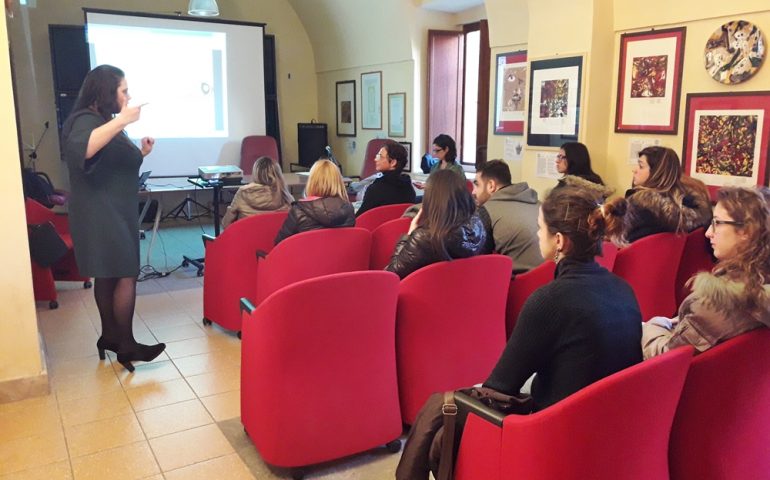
[240,271,403,470]
[201,211,288,336]
[669,329,770,480]
[240,135,280,173]
[369,217,410,270]
[613,233,687,321]
[674,227,714,308]
[355,203,413,232]
[455,346,693,480]
[359,138,389,180]
[24,198,90,309]
[396,255,512,424]
[254,227,371,304]
[596,240,619,271]
[505,261,555,338]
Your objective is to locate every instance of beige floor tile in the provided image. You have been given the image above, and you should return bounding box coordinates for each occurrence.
[46,338,102,362]
[48,355,113,383]
[140,311,196,329]
[171,351,239,377]
[0,431,68,475]
[53,369,122,402]
[64,413,145,458]
[0,399,62,442]
[0,460,72,480]
[149,424,233,472]
[114,360,182,389]
[0,394,58,415]
[136,399,213,439]
[71,441,160,480]
[200,390,241,422]
[164,453,254,480]
[138,476,164,480]
[186,366,240,398]
[58,390,133,428]
[125,378,196,412]
[163,337,219,359]
[149,324,206,343]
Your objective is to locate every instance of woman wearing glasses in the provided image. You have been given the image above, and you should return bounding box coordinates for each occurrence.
[641,186,770,358]
[428,134,464,180]
[554,142,607,188]
[620,146,712,243]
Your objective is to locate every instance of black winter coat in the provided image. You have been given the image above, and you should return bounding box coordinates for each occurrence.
[385,214,488,279]
[355,171,416,217]
[274,196,355,244]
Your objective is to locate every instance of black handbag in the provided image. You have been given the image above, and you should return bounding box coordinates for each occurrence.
[28,222,69,267]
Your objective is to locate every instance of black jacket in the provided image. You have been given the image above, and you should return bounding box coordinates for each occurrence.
[274,196,355,244]
[623,185,712,243]
[385,214,487,279]
[355,171,416,217]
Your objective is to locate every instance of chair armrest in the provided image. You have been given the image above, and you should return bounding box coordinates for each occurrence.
[202,234,215,246]
[454,392,506,427]
[240,297,256,315]
[51,214,70,234]
[256,249,267,259]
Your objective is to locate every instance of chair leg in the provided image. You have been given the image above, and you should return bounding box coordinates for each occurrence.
[49,300,59,309]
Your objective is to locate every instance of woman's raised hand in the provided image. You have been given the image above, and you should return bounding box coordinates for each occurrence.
[117,102,147,127]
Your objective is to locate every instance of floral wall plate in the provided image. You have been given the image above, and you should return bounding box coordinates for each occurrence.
[704,20,765,85]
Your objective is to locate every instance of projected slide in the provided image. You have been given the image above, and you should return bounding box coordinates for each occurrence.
[88,25,228,139]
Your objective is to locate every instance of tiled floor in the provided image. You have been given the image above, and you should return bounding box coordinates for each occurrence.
[1,221,402,479]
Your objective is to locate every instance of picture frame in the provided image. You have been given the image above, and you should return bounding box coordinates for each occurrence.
[361,71,382,130]
[527,55,583,147]
[399,141,412,172]
[615,27,686,134]
[388,92,406,137]
[682,91,770,197]
[494,50,527,135]
[335,80,356,137]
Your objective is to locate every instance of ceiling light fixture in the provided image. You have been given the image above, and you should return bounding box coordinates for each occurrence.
[188,0,219,17]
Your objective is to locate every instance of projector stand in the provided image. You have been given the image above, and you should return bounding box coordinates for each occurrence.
[164,194,211,221]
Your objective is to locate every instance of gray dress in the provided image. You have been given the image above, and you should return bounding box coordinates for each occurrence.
[62,110,142,278]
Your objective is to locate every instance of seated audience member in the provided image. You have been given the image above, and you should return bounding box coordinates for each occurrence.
[222,156,294,229]
[396,187,642,480]
[554,141,605,188]
[428,134,464,180]
[621,146,711,244]
[472,159,543,272]
[355,140,416,217]
[274,159,355,244]
[386,169,487,279]
[641,186,770,358]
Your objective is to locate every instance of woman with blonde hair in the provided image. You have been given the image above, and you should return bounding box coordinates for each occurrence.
[274,158,355,244]
[622,146,712,243]
[222,156,294,229]
[642,186,770,358]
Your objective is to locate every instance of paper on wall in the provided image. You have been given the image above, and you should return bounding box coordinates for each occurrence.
[503,137,524,162]
[536,151,561,179]
[628,137,662,164]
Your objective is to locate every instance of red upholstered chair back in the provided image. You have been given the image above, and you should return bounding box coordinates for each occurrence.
[202,211,288,332]
[674,227,714,308]
[255,227,371,304]
[355,203,413,232]
[669,329,770,480]
[241,271,402,467]
[396,255,512,424]
[24,197,55,224]
[613,233,687,321]
[369,217,411,270]
[596,241,619,271]
[361,138,389,179]
[240,135,280,174]
[466,179,473,193]
[455,346,692,480]
[505,261,556,338]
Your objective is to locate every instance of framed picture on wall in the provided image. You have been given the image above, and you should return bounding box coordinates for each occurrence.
[615,27,686,134]
[388,92,406,137]
[336,80,356,137]
[399,141,412,172]
[361,71,382,130]
[527,55,583,147]
[494,50,527,135]
[682,91,770,197]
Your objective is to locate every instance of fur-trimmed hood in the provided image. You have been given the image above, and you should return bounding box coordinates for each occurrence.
[690,271,770,323]
[623,187,712,243]
[557,175,614,198]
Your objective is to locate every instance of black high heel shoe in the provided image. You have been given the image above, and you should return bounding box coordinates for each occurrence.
[116,343,166,373]
[96,337,120,360]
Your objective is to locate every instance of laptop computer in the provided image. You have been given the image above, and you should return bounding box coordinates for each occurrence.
[138,171,152,190]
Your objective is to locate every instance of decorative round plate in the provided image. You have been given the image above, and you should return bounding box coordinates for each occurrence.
[704,20,765,85]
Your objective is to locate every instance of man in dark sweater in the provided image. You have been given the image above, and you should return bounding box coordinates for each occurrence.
[472,160,543,272]
[355,140,416,217]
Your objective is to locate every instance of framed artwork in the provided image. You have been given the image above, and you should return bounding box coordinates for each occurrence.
[388,92,406,137]
[527,55,583,147]
[361,71,382,130]
[335,80,356,137]
[399,141,412,172]
[704,20,765,85]
[494,50,527,135]
[615,27,686,134]
[682,92,770,196]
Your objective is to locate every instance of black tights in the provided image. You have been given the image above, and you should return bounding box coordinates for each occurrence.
[94,277,137,351]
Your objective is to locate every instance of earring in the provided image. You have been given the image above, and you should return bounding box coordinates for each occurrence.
[554,248,562,263]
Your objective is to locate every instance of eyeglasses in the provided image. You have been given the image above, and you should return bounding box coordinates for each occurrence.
[556,154,567,160]
[710,218,745,229]
[432,148,443,153]
[375,153,389,160]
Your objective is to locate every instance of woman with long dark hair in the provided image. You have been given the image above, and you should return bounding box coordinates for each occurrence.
[555,142,604,185]
[428,134,464,180]
[62,65,165,372]
[386,169,487,279]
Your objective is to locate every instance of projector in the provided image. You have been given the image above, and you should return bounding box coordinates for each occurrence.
[198,165,243,182]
